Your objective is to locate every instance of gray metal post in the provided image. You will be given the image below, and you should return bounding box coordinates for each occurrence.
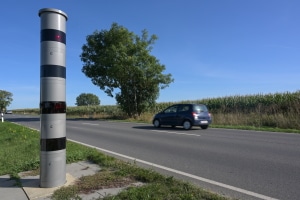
[39,8,68,188]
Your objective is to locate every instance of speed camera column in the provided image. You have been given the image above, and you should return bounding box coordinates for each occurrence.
[39,8,68,188]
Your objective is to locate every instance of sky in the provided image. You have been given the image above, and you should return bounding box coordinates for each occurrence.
[1,0,299,110]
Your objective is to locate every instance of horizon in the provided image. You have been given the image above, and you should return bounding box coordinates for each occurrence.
[9,90,300,110]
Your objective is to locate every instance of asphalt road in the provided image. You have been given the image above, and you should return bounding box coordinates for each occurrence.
[4,114,300,200]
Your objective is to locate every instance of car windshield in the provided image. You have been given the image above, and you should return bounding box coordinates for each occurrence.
[194,105,208,113]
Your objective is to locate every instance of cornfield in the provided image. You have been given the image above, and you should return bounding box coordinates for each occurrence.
[14,90,300,129]
[67,105,124,119]
[177,91,300,129]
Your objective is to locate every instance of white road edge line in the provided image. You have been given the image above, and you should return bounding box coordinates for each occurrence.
[151,130,201,137]
[68,138,279,200]
[82,123,99,125]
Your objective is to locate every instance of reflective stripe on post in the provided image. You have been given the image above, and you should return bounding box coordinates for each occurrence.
[39,8,68,188]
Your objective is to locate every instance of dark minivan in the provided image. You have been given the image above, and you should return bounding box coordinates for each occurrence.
[152,104,212,130]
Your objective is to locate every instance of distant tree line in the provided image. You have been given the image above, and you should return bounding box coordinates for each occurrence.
[76,93,100,106]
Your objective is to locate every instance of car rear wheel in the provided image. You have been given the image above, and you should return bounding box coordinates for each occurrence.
[200,125,208,129]
[153,119,161,128]
[183,120,192,130]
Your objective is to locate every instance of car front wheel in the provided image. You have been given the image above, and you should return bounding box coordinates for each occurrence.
[183,120,192,130]
[153,119,161,128]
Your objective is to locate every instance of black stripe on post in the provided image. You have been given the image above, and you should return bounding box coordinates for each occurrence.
[41,137,66,151]
[41,29,66,44]
[40,101,66,114]
[41,65,66,78]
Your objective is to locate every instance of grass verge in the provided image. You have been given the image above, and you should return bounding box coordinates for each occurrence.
[0,121,228,200]
[210,124,300,134]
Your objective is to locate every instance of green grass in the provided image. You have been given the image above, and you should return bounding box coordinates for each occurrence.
[0,122,40,177]
[103,177,226,200]
[0,122,100,177]
[52,162,227,200]
[0,121,228,200]
[210,124,300,134]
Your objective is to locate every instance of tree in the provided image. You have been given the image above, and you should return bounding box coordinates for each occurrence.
[75,93,100,106]
[0,90,13,111]
[80,23,174,117]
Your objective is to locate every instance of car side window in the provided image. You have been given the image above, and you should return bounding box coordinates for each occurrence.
[178,105,190,113]
[164,105,178,113]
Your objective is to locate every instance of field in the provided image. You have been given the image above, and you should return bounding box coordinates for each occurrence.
[184,91,300,130]
[14,91,300,130]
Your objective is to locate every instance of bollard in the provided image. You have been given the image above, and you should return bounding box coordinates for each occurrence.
[39,8,68,188]
[1,112,3,123]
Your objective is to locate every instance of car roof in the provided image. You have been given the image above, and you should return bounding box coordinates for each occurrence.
[171,103,206,106]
